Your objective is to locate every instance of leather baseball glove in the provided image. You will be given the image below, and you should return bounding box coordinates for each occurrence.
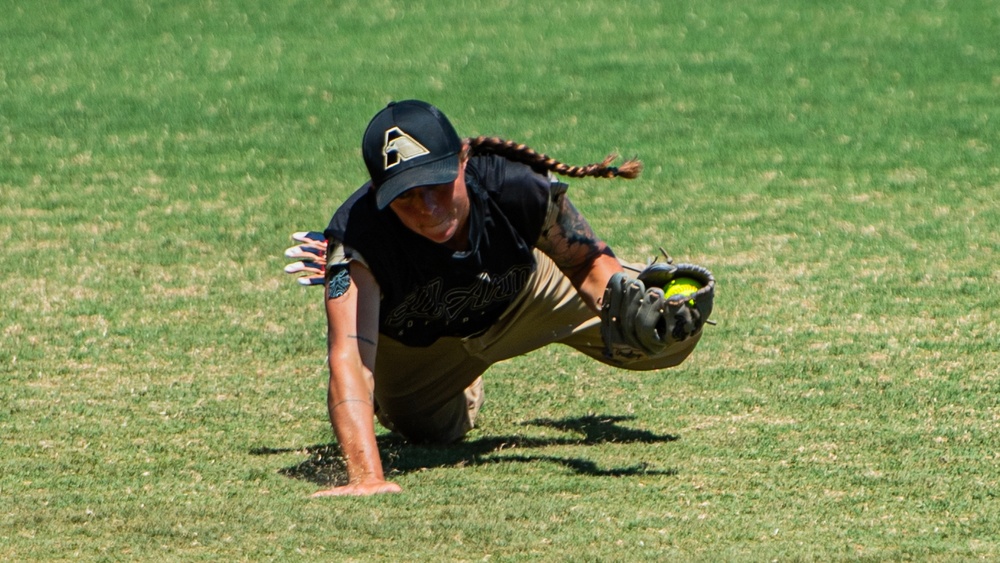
[600,260,715,360]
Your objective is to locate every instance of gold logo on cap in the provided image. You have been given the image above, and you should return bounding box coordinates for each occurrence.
[383,127,430,170]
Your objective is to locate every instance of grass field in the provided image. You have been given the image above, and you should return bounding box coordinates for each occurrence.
[2,0,999,560]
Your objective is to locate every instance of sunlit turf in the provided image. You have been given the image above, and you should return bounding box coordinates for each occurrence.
[2,0,998,560]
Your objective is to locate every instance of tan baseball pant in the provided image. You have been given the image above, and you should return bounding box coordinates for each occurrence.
[373,249,702,443]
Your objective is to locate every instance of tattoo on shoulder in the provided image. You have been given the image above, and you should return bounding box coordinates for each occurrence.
[326,264,351,300]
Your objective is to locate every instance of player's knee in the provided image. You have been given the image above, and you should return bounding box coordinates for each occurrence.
[377,381,483,444]
[378,411,473,444]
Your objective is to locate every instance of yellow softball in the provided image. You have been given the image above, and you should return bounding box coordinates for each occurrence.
[664,277,701,300]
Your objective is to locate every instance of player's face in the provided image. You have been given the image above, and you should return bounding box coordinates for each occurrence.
[389,159,471,251]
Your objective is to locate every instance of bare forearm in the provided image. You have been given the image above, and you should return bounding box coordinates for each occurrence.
[312,384,400,496]
[575,252,625,313]
[313,261,400,496]
[326,385,384,483]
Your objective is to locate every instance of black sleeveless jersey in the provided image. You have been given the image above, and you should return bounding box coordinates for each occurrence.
[324,154,553,347]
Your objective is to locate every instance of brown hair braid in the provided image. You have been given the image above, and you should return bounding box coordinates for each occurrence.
[465,136,643,180]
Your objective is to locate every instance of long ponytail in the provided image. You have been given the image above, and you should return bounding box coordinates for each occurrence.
[466,136,643,180]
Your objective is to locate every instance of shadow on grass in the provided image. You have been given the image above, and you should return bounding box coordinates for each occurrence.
[251,414,680,487]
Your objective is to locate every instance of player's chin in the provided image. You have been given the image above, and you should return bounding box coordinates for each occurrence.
[417,221,458,244]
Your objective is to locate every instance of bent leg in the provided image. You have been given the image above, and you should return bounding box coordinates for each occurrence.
[370,250,703,442]
[370,248,588,443]
[372,333,489,443]
[556,315,703,371]
[477,250,705,371]
[376,376,484,444]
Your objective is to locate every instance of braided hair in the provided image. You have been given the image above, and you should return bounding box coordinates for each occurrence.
[466,136,642,180]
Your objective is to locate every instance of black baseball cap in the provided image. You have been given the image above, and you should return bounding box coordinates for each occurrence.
[362,100,463,209]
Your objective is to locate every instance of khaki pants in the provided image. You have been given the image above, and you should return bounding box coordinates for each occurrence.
[374,249,702,443]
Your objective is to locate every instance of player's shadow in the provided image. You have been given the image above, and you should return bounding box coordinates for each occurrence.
[251,414,680,487]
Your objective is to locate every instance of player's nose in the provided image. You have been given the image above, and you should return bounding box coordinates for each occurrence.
[417,187,445,214]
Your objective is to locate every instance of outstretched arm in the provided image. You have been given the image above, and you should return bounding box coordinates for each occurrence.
[311,261,401,497]
[534,192,624,313]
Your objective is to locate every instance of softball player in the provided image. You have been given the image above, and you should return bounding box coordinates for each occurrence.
[284,100,712,496]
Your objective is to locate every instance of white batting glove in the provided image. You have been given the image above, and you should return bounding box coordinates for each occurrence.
[283,231,327,286]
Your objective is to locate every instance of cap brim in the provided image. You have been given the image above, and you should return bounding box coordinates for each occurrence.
[375,154,461,209]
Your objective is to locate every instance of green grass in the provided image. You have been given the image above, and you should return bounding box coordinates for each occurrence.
[3,0,999,560]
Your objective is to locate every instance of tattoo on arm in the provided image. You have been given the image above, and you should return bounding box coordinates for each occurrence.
[540,194,614,275]
[350,334,377,347]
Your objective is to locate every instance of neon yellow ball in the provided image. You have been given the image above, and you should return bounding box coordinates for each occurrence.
[664,277,701,300]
